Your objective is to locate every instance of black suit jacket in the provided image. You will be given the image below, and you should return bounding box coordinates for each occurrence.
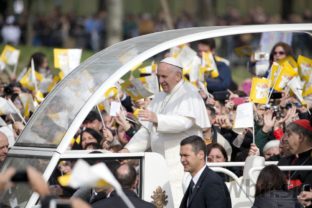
[92,189,155,208]
[180,166,231,208]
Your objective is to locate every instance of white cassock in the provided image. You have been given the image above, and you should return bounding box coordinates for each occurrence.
[125,80,211,207]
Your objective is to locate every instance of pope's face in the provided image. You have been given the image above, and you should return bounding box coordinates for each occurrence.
[157,63,181,93]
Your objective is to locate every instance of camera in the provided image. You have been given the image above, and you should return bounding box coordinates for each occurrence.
[302,184,311,192]
[254,52,269,61]
[285,102,293,110]
[11,170,28,182]
[264,104,271,110]
[4,84,14,96]
[272,106,282,120]
[270,92,282,100]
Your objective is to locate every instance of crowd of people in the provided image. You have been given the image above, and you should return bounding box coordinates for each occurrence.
[1,5,312,51]
[0,29,311,207]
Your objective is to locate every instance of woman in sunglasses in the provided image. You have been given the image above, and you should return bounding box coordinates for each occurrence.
[248,41,295,76]
[268,41,295,68]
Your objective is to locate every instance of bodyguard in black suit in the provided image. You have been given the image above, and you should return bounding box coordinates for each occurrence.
[92,163,155,208]
[179,135,231,208]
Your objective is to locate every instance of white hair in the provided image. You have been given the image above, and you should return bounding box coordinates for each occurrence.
[263,140,280,153]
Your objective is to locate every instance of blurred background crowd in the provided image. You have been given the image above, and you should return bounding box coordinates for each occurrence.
[0,0,311,51]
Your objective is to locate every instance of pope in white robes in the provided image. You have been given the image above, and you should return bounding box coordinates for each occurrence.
[122,57,211,207]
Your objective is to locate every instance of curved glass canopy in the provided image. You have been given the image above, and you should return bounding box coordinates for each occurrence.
[14,24,312,151]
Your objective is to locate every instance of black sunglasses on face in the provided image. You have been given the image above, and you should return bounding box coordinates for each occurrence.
[274,51,285,55]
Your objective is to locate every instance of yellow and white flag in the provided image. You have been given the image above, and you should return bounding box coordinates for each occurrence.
[170,47,198,81]
[0,117,6,127]
[19,59,43,91]
[273,60,298,92]
[189,57,201,82]
[19,93,36,119]
[287,76,306,104]
[58,159,115,188]
[250,77,270,104]
[0,97,16,115]
[285,56,299,73]
[144,73,159,94]
[303,73,312,97]
[105,86,118,99]
[176,45,197,69]
[7,99,27,124]
[201,52,219,78]
[58,159,135,208]
[96,86,119,112]
[54,48,82,76]
[138,62,157,76]
[170,44,188,58]
[298,55,312,81]
[0,45,20,65]
[121,78,153,100]
[97,99,111,112]
[268,62,280,88]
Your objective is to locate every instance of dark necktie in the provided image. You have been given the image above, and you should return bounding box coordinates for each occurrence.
[187,180,195,206]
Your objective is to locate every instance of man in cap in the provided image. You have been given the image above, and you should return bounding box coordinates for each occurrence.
[120,57,210,207]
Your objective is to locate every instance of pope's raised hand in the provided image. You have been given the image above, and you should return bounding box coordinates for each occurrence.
[138,109,158,123]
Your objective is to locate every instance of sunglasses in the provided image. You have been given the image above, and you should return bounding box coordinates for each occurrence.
[274,51,285,55]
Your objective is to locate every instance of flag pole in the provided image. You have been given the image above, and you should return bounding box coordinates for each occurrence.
[9,114,16,123]
[7,99,27,125]
[116,90,127,121]
[12,54,20,77]
[251,103,255,144]
[267,65,282,104]
[31,59,38,93]
[96,105,106,129]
